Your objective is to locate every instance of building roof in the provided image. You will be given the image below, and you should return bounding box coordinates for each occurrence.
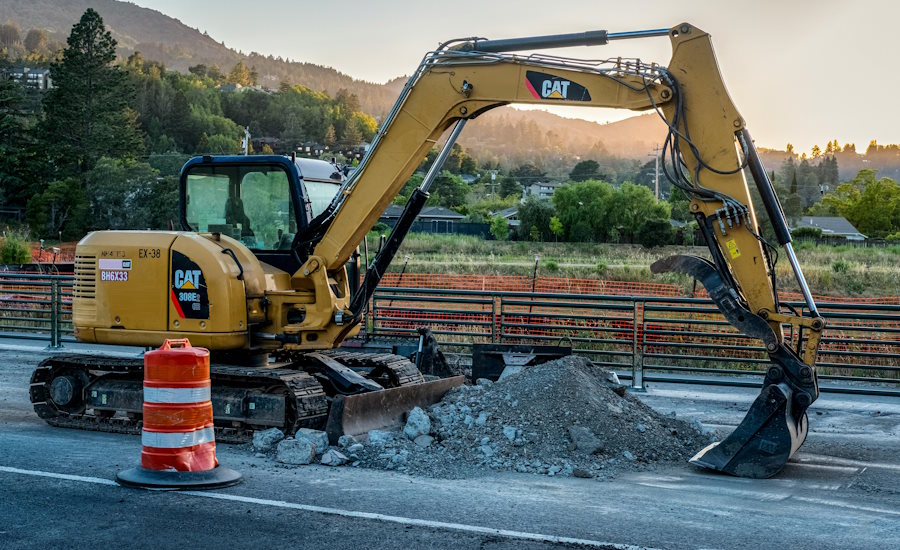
[791,216,866,238]
[381,204,465,220]
[497,206,519,219]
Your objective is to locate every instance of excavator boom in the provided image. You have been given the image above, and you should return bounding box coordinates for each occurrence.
[296,23,823,478]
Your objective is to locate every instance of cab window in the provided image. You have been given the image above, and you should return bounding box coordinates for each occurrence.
[185,165,296,250]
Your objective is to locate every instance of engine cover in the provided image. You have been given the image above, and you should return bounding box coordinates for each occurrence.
[73,231,255,349]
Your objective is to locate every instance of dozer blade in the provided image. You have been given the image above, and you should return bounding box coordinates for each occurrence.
[653,255,818,478]
[325,376,464,444]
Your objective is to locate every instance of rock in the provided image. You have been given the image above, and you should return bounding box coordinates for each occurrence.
[548,465,562,475]
[403,407,431,439]
[691,419,713,435]
[476,378,494,387]
[391,451,408,465]
[347,443,365,453]
[463,414,474,428]
[368,430,395,446]
[475,412,489,427]
[276,438,316,465]
[635,423,647,433]
[573,468,593,478]
[606,372,621,385]
[623,450,636,461]
[414,435,434,448]
[295,429,329,453]
[502,426,517,441]
[254,453,266,459]
[338,434,358,449]
[320,449,348,466]
[252,428,284,453]
[480,436,491,446]
[567,425,603,455]
[498,366,523,380]
[478,445,494,457]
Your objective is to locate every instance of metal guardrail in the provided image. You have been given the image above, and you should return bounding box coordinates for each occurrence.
[370,286,900,396]
[1,274,897,396]
[0,273,72,348]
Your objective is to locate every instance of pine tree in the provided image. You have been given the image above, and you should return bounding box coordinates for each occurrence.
[39,8,144,175]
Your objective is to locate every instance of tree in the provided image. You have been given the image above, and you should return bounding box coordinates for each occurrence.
[429,171,468,209]
[821,170,900,238]
[511,163,545,182]
[24,29,49,54]
[323,124,336,146]
[608,182,670,243]
[26,178,90,239]
[568,160,602,182]
[0,76,39,206]
[517,195,554,241]
[553,179,615,242]
[340,122,363,147]
[498,175,521,198]
[637,219,674,248]
[0,22,22,51]
[490,216,509,241]
[227,61,253,86]
[85,158,160,230]
[39,9,144,175]
[549,216,563,241]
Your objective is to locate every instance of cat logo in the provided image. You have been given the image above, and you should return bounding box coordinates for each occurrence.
[542,79,570,99]
[170,251,209,319]
[525,70,591,102]
[174,269,202,289]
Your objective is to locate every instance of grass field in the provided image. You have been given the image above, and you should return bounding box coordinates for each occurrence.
[366,233,900,297]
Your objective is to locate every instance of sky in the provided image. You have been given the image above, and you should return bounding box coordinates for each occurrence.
[130,0,899,153]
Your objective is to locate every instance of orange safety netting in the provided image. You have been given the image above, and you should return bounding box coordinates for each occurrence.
[380,272,900,305]
[30,243,76,263]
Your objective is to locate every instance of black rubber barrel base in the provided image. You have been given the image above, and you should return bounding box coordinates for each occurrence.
[116,465,243,491]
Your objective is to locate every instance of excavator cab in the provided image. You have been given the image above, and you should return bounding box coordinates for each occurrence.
[179,155,343,273]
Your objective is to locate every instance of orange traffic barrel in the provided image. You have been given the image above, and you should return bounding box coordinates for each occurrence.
[116,339,241,490]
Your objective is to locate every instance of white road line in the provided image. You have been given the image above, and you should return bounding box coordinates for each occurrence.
[0,465,117,486]
[0,465,646,550]
[796,454,900,472]
[792,496,900,517]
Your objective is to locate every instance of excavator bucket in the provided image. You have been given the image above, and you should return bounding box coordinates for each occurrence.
[689,383,808,478]
[325,376,464,444]
[652,255,819,478]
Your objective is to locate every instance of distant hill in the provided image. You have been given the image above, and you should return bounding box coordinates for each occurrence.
[10,0,898,179]
[459,109,666,165]
[0,0,399,116]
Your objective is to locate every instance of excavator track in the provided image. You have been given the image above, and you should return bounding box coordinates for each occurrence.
[29,350,423,444]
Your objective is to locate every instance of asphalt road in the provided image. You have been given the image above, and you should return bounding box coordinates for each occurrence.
[1,343,898,550]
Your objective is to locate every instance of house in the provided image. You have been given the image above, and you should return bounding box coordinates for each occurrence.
[4,67,52,91]
[379,204,466,233]
[522,181,562,200]
[496,206,520,228]
[791,216,867,241]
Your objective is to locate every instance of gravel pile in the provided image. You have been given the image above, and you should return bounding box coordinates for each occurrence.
[351,355,711,479]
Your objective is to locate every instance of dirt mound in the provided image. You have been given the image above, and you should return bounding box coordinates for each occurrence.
[354,355,710,479]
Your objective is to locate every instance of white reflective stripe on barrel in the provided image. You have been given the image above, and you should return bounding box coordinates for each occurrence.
[143,386,211,404]
[142,427,215,448]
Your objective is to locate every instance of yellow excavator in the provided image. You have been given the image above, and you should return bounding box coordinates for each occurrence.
[30,23,824,478]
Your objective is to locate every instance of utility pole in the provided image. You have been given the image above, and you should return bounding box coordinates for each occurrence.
[241,126,251,155]
[648,145,661,199]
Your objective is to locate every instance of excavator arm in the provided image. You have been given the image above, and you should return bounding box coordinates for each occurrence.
[292,23,823,478]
